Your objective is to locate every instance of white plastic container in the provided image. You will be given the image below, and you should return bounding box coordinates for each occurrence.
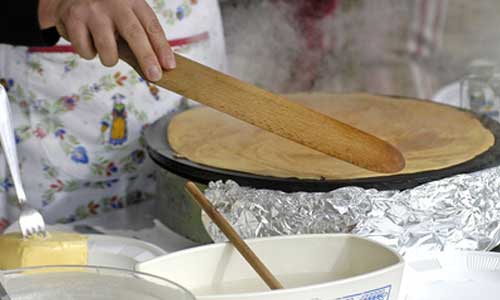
[0,265,195,300]
[136,234,404,300]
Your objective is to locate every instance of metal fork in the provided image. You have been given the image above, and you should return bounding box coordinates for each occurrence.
[0,85,46,238]
[0,279,11,300]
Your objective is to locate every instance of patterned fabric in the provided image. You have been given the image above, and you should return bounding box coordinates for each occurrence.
[0,0,226,230]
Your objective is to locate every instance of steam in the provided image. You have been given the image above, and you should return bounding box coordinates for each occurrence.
[220,0,301,93]
[220,0,500,99]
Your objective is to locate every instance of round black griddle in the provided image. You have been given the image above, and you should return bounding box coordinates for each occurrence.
[145,108,500,192]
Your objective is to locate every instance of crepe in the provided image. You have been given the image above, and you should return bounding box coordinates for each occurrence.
[167,93,495,179]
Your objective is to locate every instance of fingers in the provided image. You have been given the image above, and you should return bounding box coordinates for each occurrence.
[133,1,176,70]
[88,17,118,66]
[61,19,97,60]
[55,0,172,81]
[115,7,163,81]
[56,1,98,60]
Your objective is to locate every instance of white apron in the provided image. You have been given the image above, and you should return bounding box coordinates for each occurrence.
[0,0,226,231]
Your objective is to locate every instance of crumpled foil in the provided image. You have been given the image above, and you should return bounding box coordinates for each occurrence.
[203,166,500,255]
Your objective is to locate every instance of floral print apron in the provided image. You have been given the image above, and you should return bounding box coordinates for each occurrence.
[0,0,226,231]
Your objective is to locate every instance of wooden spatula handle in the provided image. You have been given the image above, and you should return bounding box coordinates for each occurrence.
[185,181,284,290]
[120,48,405,173]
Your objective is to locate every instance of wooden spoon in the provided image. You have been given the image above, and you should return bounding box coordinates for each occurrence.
[119,47,405,173]
[185,181,284,290]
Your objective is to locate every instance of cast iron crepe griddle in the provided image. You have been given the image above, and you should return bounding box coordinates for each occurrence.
[145,93,500,192]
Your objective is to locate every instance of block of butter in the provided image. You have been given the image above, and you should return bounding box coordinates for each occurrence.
[0,231,88,270]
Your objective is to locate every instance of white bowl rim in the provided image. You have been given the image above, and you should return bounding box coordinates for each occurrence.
[138,233,405,299]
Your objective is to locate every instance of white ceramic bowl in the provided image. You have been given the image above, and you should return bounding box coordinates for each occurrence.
[136,234,404,300]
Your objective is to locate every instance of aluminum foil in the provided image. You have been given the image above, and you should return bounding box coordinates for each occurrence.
[203,166,500,255]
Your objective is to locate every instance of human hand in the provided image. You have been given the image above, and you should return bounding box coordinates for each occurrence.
[39,0,175,81]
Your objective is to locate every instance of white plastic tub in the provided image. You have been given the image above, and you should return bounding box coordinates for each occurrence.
[136,234,404,300]
[0,265,195,300]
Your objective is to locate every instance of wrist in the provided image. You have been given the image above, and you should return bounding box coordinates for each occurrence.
[38,0,60,29]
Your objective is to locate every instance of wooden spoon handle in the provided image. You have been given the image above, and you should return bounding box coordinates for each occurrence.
[185,181,284,290]
[120,48,405,173]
